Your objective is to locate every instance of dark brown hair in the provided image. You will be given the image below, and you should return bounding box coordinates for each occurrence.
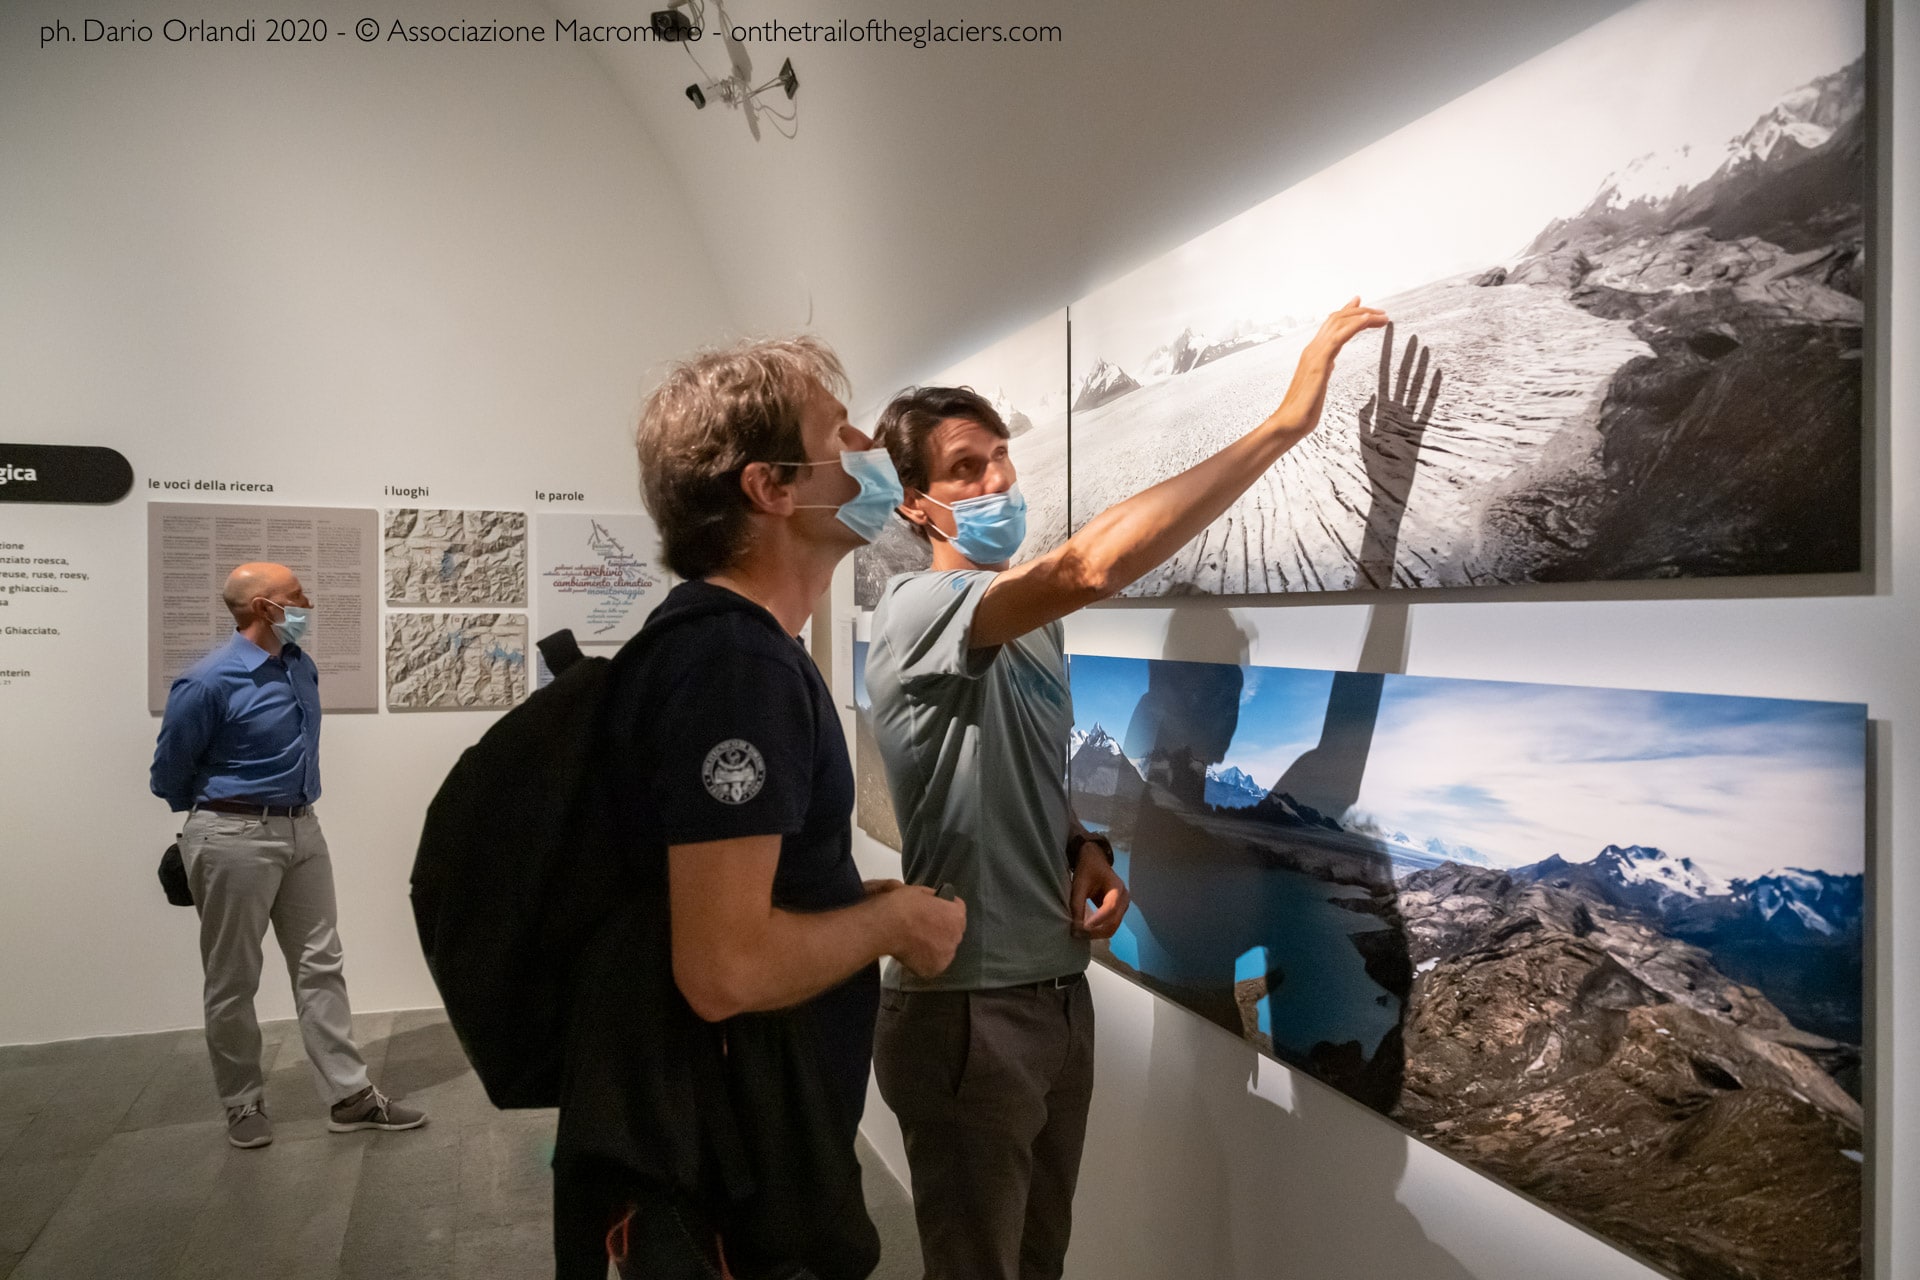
[871,386,1008,541]
[635,336,849,580]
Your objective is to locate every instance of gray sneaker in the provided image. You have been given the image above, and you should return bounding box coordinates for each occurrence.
[328,1085,427,1133]
[226,1101,272,1149]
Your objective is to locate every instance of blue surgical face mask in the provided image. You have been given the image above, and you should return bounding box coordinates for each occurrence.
[265,600,311,647]
[922,484,1028,565]
[793,448,906,544]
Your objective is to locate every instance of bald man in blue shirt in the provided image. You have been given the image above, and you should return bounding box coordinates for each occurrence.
[152,561,425,1149]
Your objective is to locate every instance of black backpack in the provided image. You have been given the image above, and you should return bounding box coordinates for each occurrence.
[409,625,639,1108]
[410,601,882,1279]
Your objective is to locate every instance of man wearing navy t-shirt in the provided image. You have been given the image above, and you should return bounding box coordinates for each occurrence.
[151,561,424,1150]
[551,337,968,1280]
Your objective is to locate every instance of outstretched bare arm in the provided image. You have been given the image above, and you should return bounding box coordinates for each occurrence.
[970,299,1388,649]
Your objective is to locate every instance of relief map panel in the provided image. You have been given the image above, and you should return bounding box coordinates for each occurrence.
[385,611,528,710]
[385,508,528,608]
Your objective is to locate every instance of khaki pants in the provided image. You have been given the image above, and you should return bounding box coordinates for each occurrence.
[874,978,1095,1280]
[179,807,370,1110]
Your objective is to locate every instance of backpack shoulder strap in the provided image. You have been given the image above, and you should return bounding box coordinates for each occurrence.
[537,628,586,677]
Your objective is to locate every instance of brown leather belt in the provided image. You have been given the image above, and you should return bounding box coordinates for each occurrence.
[198,799,312,818]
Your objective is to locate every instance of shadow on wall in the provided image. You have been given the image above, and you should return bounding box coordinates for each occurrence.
[1121,1003,1473,1280]
[1108,606,1411,1113]
[1066,973,1472,1279]
[1067,603,1467,1279]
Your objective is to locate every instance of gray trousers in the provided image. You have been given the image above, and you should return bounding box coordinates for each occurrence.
[874,978,1096,1280]
[179,808,370,1110]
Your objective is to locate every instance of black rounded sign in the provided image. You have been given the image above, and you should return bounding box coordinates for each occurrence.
[0,444,134,505]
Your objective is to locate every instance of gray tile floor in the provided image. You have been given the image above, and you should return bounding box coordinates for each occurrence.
[0,1009,921,1280]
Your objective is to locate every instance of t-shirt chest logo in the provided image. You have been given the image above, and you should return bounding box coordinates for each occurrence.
[702,739,767,805]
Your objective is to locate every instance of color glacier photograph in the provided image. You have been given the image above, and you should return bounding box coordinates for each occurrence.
[1069,653,1866,1280]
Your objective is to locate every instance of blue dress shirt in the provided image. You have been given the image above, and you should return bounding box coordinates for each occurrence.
[150,632,323,812]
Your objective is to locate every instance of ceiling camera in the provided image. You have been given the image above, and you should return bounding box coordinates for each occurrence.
[651,8,693,40]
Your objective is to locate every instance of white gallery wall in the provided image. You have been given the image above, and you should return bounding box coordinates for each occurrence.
[0,0,731,1041]
[1,1,1910,1279]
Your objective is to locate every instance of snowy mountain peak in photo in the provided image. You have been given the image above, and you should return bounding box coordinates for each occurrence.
[1514,844,1726,914]
[1583,56,1864,218]
[1422,835,1493,868]
[1515,848,1862,945]
[1595,143,1724,211]
[1737,867,1863,939]
[1139,326,1210,382]
[1724,114,1832,173]
[1072,724,1124,758]
[1596,843,1727,898]
[988,387,1035,437]
[1203,763,1266,808]
[1073,358,1142,412]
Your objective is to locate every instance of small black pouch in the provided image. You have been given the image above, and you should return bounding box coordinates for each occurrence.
[158,841,193,907]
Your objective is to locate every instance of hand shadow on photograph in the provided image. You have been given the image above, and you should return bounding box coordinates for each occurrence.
[1356,324,1444,589]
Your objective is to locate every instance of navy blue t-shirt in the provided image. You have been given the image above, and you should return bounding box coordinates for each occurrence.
[616,581,876,1134]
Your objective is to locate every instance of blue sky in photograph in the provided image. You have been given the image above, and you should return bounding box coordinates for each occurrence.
[1065,654,1150,738]
[1070,655,1333,791]
[1217,665,1336,789]
[1067,656,1864,882]
[1352,675,1864,881]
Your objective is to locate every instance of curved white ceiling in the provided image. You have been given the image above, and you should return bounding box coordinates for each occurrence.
[550,0,1637,411]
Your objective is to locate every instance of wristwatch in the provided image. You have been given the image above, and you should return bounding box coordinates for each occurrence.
[1068,830,1115,867]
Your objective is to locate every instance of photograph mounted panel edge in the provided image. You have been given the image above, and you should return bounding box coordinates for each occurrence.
[850,635,901,851]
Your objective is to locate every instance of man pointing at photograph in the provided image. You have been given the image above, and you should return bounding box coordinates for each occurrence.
[864,298,1386,1279]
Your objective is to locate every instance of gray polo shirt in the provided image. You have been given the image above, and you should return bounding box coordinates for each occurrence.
[867,569,1087,991]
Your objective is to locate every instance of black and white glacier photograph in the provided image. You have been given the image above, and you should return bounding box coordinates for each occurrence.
[854,309,1070,607]
[1069,653,1867,1280]
[1067,0,1865,595]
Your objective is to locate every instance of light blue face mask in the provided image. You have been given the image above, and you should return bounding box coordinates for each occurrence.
[922,484,1029,565]
[792,448,906,544]
[265,600,311,647]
